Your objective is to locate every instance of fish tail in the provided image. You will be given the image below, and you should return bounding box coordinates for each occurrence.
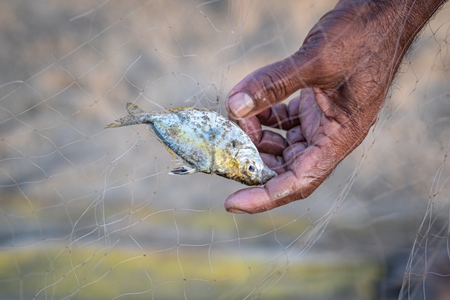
[105,103,149,128]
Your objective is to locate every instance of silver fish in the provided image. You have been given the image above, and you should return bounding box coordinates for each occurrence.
[106,103,276,186]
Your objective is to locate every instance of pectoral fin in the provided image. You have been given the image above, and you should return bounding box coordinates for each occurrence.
[170,165,197,175]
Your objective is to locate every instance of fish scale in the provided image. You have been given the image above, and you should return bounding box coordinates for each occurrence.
[106,103,276,186]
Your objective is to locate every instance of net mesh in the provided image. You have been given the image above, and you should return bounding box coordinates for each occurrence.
[1,1,450,299]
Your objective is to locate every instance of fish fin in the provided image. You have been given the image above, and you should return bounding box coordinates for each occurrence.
[105,103,148,128]
[126,102,145,115]
[170,165,197,175]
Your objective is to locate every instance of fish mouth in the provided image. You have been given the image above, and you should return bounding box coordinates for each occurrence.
[260,165,277,184]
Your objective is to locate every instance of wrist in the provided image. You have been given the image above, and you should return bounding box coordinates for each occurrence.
[334,0,447,78]
[373,0,446,47]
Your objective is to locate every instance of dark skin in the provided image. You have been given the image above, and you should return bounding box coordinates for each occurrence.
[225,0,447,214]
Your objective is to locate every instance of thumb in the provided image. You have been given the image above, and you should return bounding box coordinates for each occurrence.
[226,35,343,119]
[226,10,353,119]
[226,54,308,119]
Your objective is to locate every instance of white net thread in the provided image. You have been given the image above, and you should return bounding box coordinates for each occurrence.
[0,1,450,299]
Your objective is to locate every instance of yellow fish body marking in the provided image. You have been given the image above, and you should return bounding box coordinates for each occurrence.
[106,103,276,186]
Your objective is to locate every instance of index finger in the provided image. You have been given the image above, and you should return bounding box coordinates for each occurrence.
[224,170,306,214]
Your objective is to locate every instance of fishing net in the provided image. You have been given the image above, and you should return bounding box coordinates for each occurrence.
[1,1,449,299]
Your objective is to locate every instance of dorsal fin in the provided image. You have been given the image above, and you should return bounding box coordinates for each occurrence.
[105,103,148,128]
[126,103,145,115]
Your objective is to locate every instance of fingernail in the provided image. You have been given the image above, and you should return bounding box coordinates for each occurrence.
[226,207,248,214]
[227,92,254,118]
[224,195,250,214]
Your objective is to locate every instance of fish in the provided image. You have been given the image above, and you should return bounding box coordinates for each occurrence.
[106,103,277,186]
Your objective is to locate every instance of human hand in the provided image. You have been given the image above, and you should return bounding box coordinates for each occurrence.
[224,0,445,213]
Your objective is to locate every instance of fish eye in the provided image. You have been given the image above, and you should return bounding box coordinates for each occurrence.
[247,164,256,173]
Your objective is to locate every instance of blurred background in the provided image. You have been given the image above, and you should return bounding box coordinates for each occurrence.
[1,1,450,299]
